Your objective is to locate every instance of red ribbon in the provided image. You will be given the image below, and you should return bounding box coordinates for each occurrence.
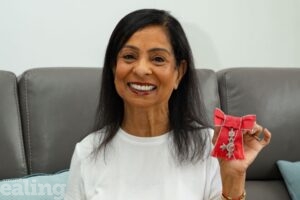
[211,108,256,160]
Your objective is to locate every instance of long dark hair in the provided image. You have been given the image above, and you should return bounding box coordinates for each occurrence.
[95,9,211,163]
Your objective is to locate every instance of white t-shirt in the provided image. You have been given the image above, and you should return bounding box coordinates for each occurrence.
[64,128,221,200]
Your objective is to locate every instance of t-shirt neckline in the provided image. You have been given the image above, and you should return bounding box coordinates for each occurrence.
[118,128,171,144]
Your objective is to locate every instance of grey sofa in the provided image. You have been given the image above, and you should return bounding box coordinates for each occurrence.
[1,67,299,199]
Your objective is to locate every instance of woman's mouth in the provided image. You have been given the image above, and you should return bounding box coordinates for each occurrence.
[128,82,157,94]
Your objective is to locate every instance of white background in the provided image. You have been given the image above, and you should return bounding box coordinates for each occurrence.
[0,0,299,76]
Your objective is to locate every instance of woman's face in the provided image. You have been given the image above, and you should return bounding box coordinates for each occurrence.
[114,25,186,109]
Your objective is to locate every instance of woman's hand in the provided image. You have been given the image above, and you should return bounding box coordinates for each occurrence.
[212,123,271,198]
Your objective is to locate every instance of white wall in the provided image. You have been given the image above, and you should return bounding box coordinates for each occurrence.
[0,0,299,75]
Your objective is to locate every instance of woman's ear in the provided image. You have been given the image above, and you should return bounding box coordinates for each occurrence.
[174,60,187,89]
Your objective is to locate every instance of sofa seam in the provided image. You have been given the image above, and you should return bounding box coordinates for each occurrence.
[8,72,28,175]
[24,73,33,174]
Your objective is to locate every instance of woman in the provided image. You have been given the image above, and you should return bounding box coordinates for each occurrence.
[65,9,271,200]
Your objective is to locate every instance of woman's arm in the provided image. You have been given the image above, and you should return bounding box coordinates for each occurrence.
[64,145,86,200]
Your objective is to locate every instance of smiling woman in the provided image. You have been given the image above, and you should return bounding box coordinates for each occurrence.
[114,25,186,112]
[64,9,271,200]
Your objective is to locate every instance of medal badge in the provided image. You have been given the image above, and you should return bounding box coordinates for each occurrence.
[211,108,256,160]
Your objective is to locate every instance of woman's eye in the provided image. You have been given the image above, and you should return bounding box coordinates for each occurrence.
[153,56,165,63]
[121,54,136,63]
[123,54,135,60]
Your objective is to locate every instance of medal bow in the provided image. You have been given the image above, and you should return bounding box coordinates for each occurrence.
[211,108,256,160]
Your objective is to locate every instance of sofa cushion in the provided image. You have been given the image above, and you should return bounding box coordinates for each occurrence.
[18,67,102,174]
[277,160,300,200]
[217,68,300,180]
[0,170,68,200]
[0,70,27,179]
[246,180,290,200]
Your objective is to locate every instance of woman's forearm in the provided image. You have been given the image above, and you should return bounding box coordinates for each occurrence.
[221,171,246,199]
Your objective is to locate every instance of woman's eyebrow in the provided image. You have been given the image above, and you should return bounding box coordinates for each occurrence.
[122,45,171,55]
[122,45,138,51]
[148,48,171,55]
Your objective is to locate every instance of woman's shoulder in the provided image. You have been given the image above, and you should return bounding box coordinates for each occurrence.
[75,129,104,159]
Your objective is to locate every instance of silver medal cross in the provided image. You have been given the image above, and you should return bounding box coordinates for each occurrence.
[220,128,235,158]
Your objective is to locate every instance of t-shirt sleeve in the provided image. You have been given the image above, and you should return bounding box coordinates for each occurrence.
[64,144,86,200]
[207,157,222,200]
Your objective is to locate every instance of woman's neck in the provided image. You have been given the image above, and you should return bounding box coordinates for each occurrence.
[121,104,170,137]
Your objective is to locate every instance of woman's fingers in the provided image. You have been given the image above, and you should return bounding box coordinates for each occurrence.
[213,122,271,147]
[251,124,264,141]
[250,123,263,135]
[260,128,271,146]
[245,122,271,145]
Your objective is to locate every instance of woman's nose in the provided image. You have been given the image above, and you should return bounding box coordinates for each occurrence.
[132,59,152,76]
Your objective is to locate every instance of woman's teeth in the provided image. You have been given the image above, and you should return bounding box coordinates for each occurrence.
[129,83,156,91]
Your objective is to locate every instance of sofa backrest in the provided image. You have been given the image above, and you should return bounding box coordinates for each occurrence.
[0,70,27,179]
[18,67,102,174]
[217,68,300,180]
[17,67,219,174]
[196,69,220,127]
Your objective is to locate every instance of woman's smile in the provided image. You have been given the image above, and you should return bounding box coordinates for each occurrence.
[127,82,157,95]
